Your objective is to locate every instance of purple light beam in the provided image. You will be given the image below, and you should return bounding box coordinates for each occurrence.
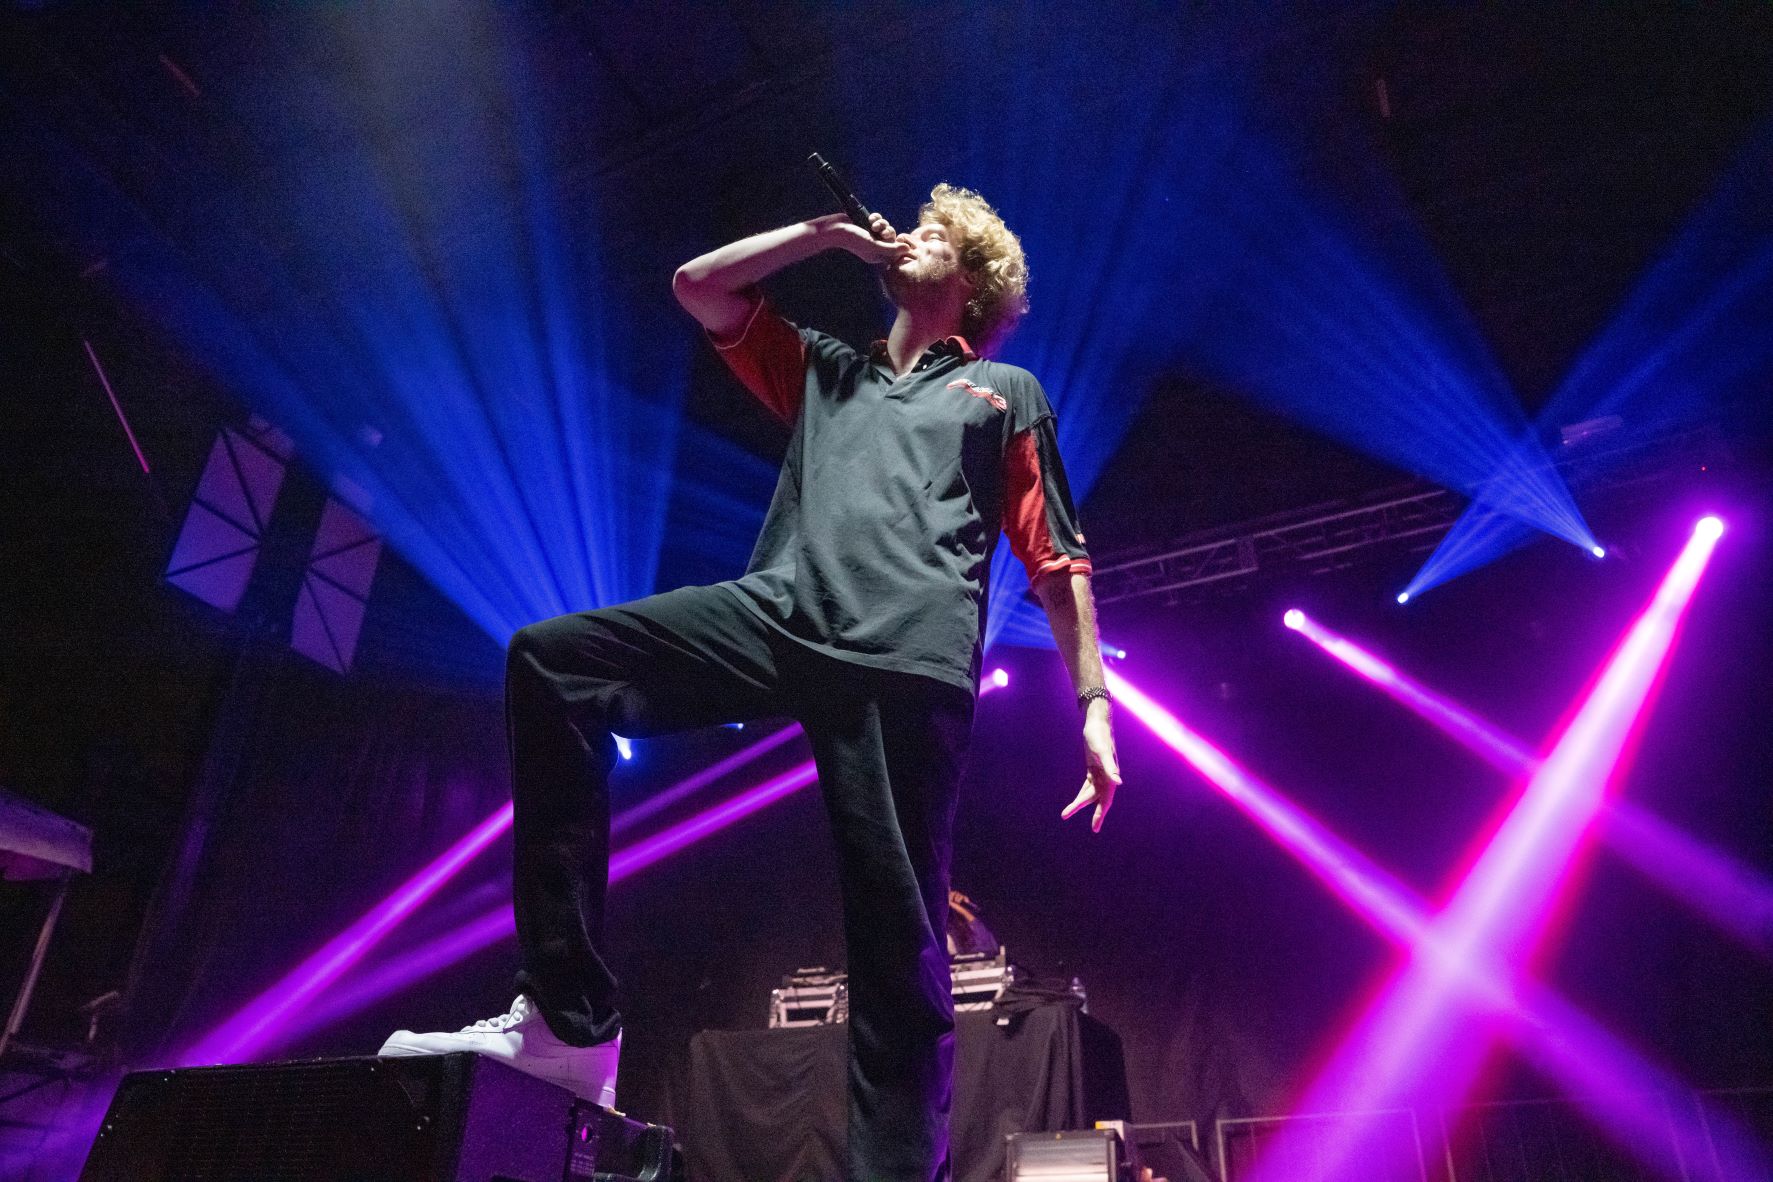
[271,761,819,1051]
[184,724,807,1066]
[180,800,516,1066]
[1287,603,1773,957]
[1283,608,1535,777]
[607,761,818,881]
[1247,518,1733,1182]
[612,723,802,836]
[1105,663,1762,1182]
[297,906,517,1037]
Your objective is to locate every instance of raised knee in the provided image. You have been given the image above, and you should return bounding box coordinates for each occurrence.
[507,618,565,682]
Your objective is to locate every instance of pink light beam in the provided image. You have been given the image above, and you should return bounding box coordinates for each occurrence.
[1248,517,1731,1182]
[181,800,515,1066]
[83,339,151,474]
[264,761,819,1053]
[184,724,808,1066]
[612,723,802,836]
[1286,603,1773,958]
[1283,608,1535,777]
[1106,660,1765,1181]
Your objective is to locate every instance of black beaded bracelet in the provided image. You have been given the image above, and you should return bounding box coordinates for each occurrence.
[1077,686,1111,712]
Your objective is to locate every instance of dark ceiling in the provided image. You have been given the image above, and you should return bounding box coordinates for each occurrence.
[4,3,1771,581]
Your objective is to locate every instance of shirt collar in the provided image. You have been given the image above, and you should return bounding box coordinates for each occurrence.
[868,335,979,365]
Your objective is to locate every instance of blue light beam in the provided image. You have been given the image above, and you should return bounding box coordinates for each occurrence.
[1407,115,1773,597]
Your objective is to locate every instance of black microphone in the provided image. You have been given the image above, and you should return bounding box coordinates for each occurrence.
[807,152,879,236]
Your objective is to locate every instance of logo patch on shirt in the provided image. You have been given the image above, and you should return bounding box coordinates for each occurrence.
[947,379,1007,413]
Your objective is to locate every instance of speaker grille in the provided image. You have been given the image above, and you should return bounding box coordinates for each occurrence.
[95,1060,432,1181]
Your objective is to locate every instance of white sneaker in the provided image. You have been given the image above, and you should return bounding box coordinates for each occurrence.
[378,995,620,1107]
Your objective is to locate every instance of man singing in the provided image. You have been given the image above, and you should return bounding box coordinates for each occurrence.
[381,183,1122,1182]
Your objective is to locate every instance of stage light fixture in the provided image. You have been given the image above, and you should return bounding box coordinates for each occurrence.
[1591,545,1606,558]
[1284,610,1535,778]
[614,735,634,761]
[1412,114,1773,597]
[1395,591,1410,604]
[1282,609,1304,630]
[992,668,1010,687]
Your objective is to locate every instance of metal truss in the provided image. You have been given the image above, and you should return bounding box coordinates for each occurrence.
[1094,487,1460,606]
[1093,421,1730,607]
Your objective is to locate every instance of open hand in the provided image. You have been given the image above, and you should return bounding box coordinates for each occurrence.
[1060,710,1122,833]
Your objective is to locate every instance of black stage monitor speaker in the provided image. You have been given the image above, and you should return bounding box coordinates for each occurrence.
[79,1052,679,1182]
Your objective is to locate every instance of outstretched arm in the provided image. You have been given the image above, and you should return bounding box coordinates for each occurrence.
[672,212,909,337]
[1035,571,1122,832]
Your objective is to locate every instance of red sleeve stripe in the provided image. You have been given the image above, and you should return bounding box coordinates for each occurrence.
[708,294,807,424]
[1002,427,1089,587]
[1035,556,1092,579]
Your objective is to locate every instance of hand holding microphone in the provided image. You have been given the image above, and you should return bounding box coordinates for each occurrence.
[808,152,911,268]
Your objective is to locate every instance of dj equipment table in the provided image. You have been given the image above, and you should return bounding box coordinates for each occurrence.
[681,1001,1128,1182]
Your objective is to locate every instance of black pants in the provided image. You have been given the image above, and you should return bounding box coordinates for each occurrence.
[506,583,975,1182]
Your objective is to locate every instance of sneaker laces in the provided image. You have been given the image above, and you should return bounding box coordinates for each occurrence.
[460,995,531,1034]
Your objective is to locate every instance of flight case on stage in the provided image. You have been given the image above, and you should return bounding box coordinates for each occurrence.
[78,1052,680,1181]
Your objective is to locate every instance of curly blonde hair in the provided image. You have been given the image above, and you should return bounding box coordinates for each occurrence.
[919,183,1029,349]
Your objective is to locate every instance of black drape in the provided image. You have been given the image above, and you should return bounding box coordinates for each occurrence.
[681,1003,1129,1182]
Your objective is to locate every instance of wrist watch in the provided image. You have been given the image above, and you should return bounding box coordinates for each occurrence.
[1077,686,1111,713]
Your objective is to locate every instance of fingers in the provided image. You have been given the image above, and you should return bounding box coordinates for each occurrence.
[1065,749,1125,833]
[1086,767,1119,832]
[868,212,897,241]
[852,225,910,266]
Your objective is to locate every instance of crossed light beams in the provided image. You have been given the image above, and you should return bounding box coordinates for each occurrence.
[186,665,1025,1064]
[1284,606,1773,959]
[280,665,972,1048]
[191,524,1762,1177]
[284,684,1035,1043]
[1241,519,1758,1182]
[181,721,809,1066]
[1406,117,1773,600]
[1104,658,1764,1182]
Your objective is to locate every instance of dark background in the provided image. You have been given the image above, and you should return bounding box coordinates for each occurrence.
[3,3,1770,1177]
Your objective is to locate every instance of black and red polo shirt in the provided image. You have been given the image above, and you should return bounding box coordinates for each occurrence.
[706,290,1091,695]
